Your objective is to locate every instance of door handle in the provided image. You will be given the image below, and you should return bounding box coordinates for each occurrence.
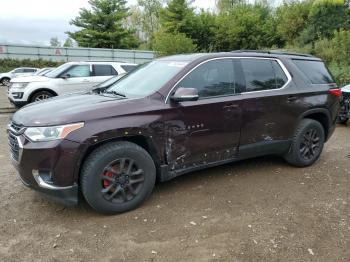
[287,96,298,102]
[82,79,90,82]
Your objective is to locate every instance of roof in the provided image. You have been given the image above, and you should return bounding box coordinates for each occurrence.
[156,50,321,63]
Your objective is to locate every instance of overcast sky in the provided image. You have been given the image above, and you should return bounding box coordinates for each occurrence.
[0,0,216,46]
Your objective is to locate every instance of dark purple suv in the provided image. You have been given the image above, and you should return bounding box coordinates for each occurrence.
[7,51,341,214]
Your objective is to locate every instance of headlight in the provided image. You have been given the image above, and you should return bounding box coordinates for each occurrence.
[11,82,29,89]
[24,122,84,142]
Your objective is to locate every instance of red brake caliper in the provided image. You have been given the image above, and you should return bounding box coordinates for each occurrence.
[103,171,114,188]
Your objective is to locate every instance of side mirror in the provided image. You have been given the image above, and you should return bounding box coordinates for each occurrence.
[170,87,199,102]
[61,74,71,79]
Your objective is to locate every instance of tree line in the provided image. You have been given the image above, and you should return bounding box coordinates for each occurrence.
[62,0,350,85]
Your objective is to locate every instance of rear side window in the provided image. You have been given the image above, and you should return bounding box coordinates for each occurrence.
[93,65,118,76]
[23,68,36,73]
[177,59,238,98]
[241,59,288,92]
[121,65,137,73]
[292,59,334,84]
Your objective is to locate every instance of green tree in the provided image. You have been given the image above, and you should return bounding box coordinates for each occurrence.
[276,0,313,45]
[50,37,61,47]
[138,0,163,43]
[160,0,195,35]
[300,0,350,44]
[216,0,246,13]
[153,30,196,55]
[215,4,281,51]
[63,38,74,47]
[67,0,139,49]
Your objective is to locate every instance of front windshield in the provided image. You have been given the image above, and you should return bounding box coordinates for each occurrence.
[45,64,72,78]
[107,60,188,98]
[97,74,125,88]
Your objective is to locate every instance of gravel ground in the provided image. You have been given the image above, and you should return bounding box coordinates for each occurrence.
[0,86,350,261]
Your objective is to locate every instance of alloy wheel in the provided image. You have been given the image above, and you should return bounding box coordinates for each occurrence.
[101,158,145,203]
[299,128,321,160]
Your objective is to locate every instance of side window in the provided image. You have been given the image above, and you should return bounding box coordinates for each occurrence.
[14,69,24,73]
[64,65,91,78]
[121,65,137,73]
[177,59,236,98]
[23,68,36,73]
[241,59,288,92]
[272,61,288,89]
[93,65,118,76]
[292,59,335,84]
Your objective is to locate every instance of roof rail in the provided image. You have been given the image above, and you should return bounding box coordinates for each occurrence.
[230,50,314,58]
[83,60,130,63]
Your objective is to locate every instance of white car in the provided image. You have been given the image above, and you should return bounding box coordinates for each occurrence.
[0,67,39,86]
[8,61,137,107]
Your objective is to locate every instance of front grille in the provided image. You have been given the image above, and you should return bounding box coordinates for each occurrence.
[8,131,20,161]
[10,121,23,133]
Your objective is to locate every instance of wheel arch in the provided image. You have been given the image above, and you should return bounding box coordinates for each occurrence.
[28,88,58,101]
[298,109,331,140]
[75,135,163,183]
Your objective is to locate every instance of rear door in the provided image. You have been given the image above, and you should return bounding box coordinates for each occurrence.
[165,58,243,170]
[238,58,296,156]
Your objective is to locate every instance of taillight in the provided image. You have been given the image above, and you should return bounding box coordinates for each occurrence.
[329,88,342,97]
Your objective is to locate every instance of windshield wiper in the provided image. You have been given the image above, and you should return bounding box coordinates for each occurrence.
[104,90,126,97]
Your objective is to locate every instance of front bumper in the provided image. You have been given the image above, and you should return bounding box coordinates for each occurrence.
[7,87,29,107]
[8,126,82,205]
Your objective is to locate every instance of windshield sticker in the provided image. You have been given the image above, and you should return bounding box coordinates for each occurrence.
[167,62,188,68]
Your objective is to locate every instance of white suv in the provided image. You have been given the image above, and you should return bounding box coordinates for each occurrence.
[0,67,39,86]
[8,61,137,107]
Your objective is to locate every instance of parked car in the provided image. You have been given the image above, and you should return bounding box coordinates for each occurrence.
[338,84,350,124]
[0,67,39,86]
[34,67,56,76]
[7,51,340,214]
[7,61,137,107]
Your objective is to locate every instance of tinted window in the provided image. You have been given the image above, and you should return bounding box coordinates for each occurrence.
[177,59,237,98]
[293,59,334,84]
[241,59,287,92]
[23,68,36,73]
[121,65,137,73]
[272,61,288,88]
[14,69,24,73]
[93,65,117,76]
[64,65,90,78]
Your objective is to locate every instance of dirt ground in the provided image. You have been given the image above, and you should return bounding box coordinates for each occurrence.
[1,86,350,262]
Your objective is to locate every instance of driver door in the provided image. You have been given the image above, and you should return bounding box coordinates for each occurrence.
[56,65,93,94]
[165,58,243,170]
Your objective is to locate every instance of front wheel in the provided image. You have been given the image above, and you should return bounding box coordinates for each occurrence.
[80,141,156,214]
[31,91,54,102]
[284,119,325,167]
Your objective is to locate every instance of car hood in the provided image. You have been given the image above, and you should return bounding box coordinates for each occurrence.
[341,85,350,93]
[12,93,153,126]
[11,75,49,83]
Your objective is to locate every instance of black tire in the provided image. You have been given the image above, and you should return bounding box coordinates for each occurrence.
[0,77,10,86]
[80,141,156,214]
[30,90,54,102]
[284,119,325,167]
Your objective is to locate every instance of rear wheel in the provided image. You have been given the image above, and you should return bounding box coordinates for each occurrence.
[31,91,54,102]
[284,119,325,167]
[80,141,156,214]
[1,77,10,86]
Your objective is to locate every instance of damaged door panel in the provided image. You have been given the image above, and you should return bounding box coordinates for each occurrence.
[164,58,243,172]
